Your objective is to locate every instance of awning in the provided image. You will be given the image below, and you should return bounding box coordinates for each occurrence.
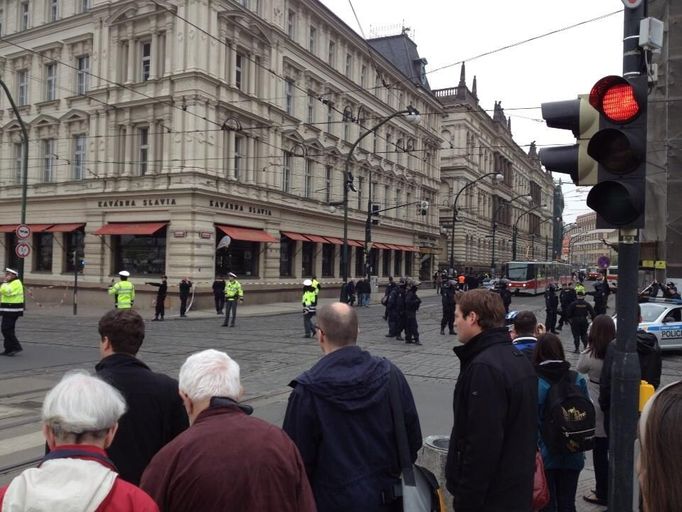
[304,234,329,244]
[282,231,310,241]
[403,246,421,253]
[0,224,58,233]
[216,225,277,243]
[387,244,403,250]
[47,223,85,233]
[324,236,344,245]
[372,243,391,250]
[347,240,363,247]
[95,222,168,236]
[0,225,17,233]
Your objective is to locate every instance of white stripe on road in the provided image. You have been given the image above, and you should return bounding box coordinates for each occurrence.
[0,431,43,457]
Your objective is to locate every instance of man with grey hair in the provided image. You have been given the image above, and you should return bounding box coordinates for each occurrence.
[0,371,158,511]
[140,349,315,512]
[283,302,422,512]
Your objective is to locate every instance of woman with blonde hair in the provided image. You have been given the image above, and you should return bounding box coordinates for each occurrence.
[639,381,682,512]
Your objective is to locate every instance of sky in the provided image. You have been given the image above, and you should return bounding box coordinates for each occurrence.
[320,0,626,223]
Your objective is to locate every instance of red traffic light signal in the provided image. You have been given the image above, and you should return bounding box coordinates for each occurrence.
[589,75,641,123]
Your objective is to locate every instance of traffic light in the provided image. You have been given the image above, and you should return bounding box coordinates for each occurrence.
[585,75,647,228]
[538,94,600,185]
[371,203,380,225]
[418,200,429,215]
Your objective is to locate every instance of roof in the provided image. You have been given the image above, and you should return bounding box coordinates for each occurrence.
[367,34,430,91]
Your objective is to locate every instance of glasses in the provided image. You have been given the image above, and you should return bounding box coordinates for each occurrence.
[311,323,324,336]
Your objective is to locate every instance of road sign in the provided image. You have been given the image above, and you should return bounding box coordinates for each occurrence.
[598,255,611,269]
[15,242,31,259]
[621,0,643,8]
[15,224,31,239]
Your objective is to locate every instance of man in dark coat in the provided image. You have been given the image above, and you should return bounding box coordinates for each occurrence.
[382,276,396,321]
[95,309,188,485]
[544,283,559,333]
[566,290,596,353]
[283,303,421,512]
[212,276,226,314]
[440,279,456,335]
[178,278,192,317]
[141,349,315,512]
[404,281,422,345]
[446,289,537,512]
[557,282,577,330]
[145,275,167,321]
[386,278,406,340]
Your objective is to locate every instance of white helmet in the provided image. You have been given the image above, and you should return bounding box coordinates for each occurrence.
[303,279,313,286]
[118,270,130,277]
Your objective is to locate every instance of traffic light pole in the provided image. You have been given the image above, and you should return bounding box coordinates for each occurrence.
[608,4,646,512]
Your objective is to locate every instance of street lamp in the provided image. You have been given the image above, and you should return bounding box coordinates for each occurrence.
[449,172,503,270]
[511,204,548,261]
[490,193,532,276]
[341,105,420,283]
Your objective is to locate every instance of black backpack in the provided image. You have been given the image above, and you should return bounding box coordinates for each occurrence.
[541,370,596,454]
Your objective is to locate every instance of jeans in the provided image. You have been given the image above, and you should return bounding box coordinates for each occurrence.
[359,293,370,306]
[224,300,238,326]
[542,468,580,512]
[303,312,316,336]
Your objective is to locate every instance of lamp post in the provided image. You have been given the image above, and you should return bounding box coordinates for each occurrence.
[340,106,419,284]
[491,193,531,276]
[449,172,503,271]
[511,204,547,261]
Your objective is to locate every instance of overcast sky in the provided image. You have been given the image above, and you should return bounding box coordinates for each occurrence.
[320,0,626,223]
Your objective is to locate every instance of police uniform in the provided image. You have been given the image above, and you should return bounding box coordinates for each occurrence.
[544,285,559,333]
[302,279,317,338]
[566,294,596,352]
[440,280,456,335]
[557,285,577,330]
[0,268,24,356]
[222,273,244,327]
[108,271,135,309]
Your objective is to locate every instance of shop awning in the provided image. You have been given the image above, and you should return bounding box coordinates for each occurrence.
[46,223,85,233]
[0,224,59,233]
[304,234,329,244]
[403,246,421,253]
[95,222,168,236]
[347,240,363,247]
[372,243,391,250]
[282,231,310,241]
[324,236,344,245]
[216,225,277,243]
[0,225,17,233]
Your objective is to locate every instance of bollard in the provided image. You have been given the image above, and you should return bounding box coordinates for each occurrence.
[417,435,454,512]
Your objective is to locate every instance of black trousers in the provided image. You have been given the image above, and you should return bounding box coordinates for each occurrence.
[441,305,454,332]
[388,312,403,337]
[180,295,189,316]
[593,436,609,501]
[214,292,225,313]
[570,318,589,350]
[545,308,558,333]
[1,314,22,352]
[155,296,165,319]
[405,314,419,342]
[224,300,238,326]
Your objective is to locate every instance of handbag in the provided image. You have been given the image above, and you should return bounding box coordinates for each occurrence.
[388,368,444,512]
[533,448,550,511]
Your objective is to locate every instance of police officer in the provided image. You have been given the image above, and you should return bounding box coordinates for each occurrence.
[302,279,317,338]
[496,279,512,313]
[212,276,226,314]
[311,276,321,296]
[544,283,559,334]
[557,282,577,331]
[386,278,406,340]
[404,280,422,345]
[0,268,24,356]
[589,278,607,315]
[222,272,244,327]
[382,276,396,321]
[145,275,168,321]
[440,279,456,335]
[179,277,193,317]
[108,270,135,309]
[566,290,596,353]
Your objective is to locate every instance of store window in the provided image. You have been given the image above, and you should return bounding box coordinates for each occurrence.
[394,251,402,277]
[65,229,84,273]
[33,233,53,272]
[382,249,391,277]
[355,247,364,277]
[279,235,294,277]
[113,229,167,276]
[5,234,19,272]
[368,248,378,276]
[302,241,315,277]
[322,243,334,277]
[215,239,259,277]
[405,252,412,277]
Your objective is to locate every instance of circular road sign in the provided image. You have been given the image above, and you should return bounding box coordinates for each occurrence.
[598,255,611,269]
[622,0,643,8]
[15,242,31,259]
[15,224,31,239]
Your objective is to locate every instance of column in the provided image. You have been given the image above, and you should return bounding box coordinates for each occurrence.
[126,35,135,83]
[228,44,236,87]
[125,123,134,176]
[248,53,256,96]
[218,33,227,82]
[227,131,235,179]
[148,118,156,173]
[247,137,255,183]
[150,32,159,80]
[164,23,173,76]
[293,241,302,279]
[314,243,323,278]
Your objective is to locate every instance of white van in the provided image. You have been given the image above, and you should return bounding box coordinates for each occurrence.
[606,265,618,290]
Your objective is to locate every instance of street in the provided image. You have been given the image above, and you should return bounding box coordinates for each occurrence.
[1,290,681,511]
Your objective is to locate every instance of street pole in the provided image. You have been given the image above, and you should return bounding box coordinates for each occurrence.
[608,3,646,511]
[0,79,29,281]
[73,250,78,316]
[512,226,518,261]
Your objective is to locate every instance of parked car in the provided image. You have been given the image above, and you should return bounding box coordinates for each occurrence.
[614,298,682,351]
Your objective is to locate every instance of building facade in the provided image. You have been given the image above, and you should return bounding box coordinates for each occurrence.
[0,0,442,306]
[435,65,555,275]
[567,212,615,269]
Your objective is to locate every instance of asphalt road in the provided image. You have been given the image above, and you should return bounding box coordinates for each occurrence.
[1,290,680,510]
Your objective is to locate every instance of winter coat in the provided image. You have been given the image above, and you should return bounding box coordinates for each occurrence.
[283,346,421,512]
[446,327,538,512]
[559,288,577,308]
[545,290,559,311]
[512,335,537,361]
[404,289,421,315]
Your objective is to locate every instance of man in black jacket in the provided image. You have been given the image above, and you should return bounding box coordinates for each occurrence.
[212,276,226,314]
[178,278,192,317]
[283,302,421,512]
[145,275,167,321]
[95,309,189,484]
[440,279,456,335]
[446,289,537,512]
[557,282,577,331]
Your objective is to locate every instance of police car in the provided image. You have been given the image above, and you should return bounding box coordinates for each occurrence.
[617,298,682,351]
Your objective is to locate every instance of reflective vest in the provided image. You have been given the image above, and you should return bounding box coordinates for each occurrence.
[0,279,24,313]
[311,279,320,295]
[224,280,243,300]
[109,280,135,309]
[302,290,317,308]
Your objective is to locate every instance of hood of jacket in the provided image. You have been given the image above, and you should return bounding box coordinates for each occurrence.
[535,360,571,384]
[291,346,390,412]
[637,330,659,354]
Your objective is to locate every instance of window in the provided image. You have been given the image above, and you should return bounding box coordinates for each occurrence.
[13,143,23,184]
[394,251,402,276]
[307,93,315,124]
[326,103,333,133]
[382,248,390,276]
[355,246,364,277]
[282,151,291,192]
[357,176,363,210]
[17,70,28,105]
[138,127,149,175]
[384,184,389,209]
[42,139,55,182]
[343,106,352,140]
[73,134,86,180]
[5,234,19,272]
[304,159,313,199]
[309,26,316,54]
[0,9,4,36]
[405,252,412,276]
[20,1,29,30]
[360,65,367,88]
[65,229,84,273]
[328,40,336,66]
[235,53,244,90]
[45,63,56,101]
[234,134,244,180]
[114,229,167,276]
[140,41,151,81]
[76,55,89,94]
[48,0,57,21]
[79,0,89,13]
[325,165,332,203]
[33,233,53,272]
[345,53,352,77]
[302,241,315,277]
[287,10,296,39]
[215,239,259,277]
[322,243,334,277]
[285,79,294,115]
[279,235,294,277]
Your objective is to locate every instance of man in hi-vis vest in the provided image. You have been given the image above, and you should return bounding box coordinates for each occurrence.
[0,268,24,356]
[109,270,135,309]
[222,272,244,327]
